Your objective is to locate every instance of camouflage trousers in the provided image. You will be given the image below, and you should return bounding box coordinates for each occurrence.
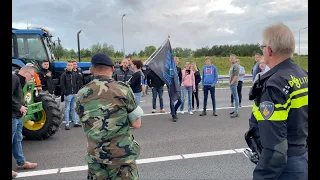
[87,163,139,180]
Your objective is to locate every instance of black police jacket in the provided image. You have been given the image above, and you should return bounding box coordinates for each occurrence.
[248,58,308,180]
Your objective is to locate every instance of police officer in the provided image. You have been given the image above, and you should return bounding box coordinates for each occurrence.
[248,23,308,180]
[75,53,143,180]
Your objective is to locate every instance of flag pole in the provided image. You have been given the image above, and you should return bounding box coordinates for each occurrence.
[145,36,170,65]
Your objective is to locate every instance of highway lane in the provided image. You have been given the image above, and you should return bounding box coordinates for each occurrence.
[13,86,256,179]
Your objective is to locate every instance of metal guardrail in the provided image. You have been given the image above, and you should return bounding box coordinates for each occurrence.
[217,74,253,83]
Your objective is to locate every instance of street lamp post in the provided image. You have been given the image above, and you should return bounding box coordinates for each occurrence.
[298,27,308,66]
[122,14,126,58]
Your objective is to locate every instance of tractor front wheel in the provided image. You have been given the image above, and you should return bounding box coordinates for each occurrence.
[23,92,62,140]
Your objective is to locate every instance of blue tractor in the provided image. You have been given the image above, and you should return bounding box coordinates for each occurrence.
[12,27,92,140]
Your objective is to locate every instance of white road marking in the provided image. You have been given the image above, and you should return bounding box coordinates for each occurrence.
[16,168,59,178]
[142,105,252,116]
[60,165,88,173]
[15,147,247,178]
[160,86,251,92]
[61,105,253,123]
[234,148,247,153]
[182,149,236,159]
[136,155,183,164]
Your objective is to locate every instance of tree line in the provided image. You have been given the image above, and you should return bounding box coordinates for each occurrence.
[54,42,303,60]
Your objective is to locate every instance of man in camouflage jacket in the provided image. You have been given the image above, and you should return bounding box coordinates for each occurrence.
[76,53,143,180]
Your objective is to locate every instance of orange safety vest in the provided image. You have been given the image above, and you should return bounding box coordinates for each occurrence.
[34,73,42,90]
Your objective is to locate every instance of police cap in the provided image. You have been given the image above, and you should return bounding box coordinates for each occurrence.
[91,53,114,67]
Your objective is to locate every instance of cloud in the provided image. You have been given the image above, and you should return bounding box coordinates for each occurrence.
[12,0,308,55]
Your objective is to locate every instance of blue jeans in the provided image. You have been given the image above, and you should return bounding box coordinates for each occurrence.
[152,86,164,109]
[203,85,216,112]
[12,118,26,165]
[230,83,239,113]
[64,94,78,126]
[134,92,142,105]
[180,86,193,112]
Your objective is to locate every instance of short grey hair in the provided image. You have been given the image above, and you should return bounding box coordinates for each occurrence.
[262,23,295,57]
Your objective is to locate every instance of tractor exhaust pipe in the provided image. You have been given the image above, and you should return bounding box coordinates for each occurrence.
[77,30,82,62]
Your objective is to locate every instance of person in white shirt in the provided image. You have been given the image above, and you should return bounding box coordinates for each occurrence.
[231,59,245,107]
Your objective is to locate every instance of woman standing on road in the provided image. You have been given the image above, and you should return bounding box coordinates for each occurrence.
[179,61,196,114]
[129,60,144,105]
[191,62,201,110]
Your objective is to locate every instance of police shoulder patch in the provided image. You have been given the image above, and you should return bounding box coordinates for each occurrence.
[259,101,275,120]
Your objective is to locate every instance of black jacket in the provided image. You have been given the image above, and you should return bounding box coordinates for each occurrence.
[74,68,84,89]
[249,58,308,179]
[38,68,54,94]
[147,70,164,88]
[60,70,81,96]
[129,71,142,93]
[12,74,24,118]
[194,71,201,86]
[113,66,134,82]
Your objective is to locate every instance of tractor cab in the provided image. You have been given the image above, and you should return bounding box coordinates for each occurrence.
[12,27,92,95]
[12,27,55,72]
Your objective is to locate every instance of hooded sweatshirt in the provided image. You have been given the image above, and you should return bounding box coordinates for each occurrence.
[202,65,218,86]
[181,69,195,89]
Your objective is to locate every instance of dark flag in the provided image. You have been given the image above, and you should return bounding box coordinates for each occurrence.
[146,39,181,101]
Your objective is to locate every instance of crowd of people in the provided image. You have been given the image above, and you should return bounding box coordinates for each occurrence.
[12,22,307,180]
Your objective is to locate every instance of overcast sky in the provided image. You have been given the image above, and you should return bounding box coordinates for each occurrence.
[13,0,308,55]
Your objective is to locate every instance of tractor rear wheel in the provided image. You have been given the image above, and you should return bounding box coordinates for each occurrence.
[22,92,62,140]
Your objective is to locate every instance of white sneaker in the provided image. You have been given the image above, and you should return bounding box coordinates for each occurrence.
[189,111,193,115]
[180,111,185,114]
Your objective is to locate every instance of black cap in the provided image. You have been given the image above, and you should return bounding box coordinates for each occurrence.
[91,53,114,67]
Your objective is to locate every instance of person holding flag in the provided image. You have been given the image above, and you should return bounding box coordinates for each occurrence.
[146,37,182,122]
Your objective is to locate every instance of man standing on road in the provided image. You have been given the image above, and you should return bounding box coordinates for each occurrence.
[169,57,182,122]
[229,54,240,118]
[252,53,262,83]
[253,57,269,83]
[147,69,165,113]
[60,61,82,130]
[72,60,84,88]
[76,53,143,180]
[199,56,218,117]
[248,23,308,180]
[113,59,134,82]
[231,59,245,107]
[12,66,38,178]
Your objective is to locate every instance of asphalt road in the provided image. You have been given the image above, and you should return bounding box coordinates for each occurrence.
[13,86,257,179]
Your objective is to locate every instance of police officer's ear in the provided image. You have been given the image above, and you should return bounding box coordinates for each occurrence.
[89,67,94,75]
[111,66,115,73]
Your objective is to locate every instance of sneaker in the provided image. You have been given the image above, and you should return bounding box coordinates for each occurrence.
[65,125,70,130]
[17,161,37,169]
[231,103,234,107]
[230,111,235,115]
[152,109,156,113]
[12,171,17,179]
[180,111,185,114]
[213,111,218,116]
[74,124,82,127]
[189,111,193,115]
[199,111,207,116]
[160,109,166,113]
[239,103,242,107]
[231,113,239,118]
